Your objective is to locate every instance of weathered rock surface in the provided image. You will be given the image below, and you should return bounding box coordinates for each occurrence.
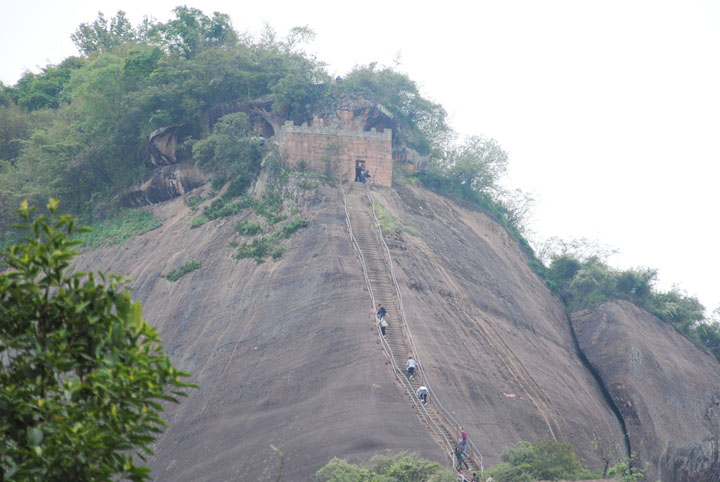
[119,164,206,208]
[147,126,181,167]
[72,181,719,480]
[572,300,720,482]
[370,184,626,468]
[75,184,440,481]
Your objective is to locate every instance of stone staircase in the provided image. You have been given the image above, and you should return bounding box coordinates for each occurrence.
[343,183,480,478]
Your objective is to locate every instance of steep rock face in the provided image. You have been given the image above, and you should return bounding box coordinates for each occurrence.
[147,126,180,167]
[74,184,441,481]
[74,181,716,480]
[369,184,626,468]
[571,300,720,482]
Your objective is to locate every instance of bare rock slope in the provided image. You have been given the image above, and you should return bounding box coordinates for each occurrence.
[73,181,717,480]
[572,300,720,482]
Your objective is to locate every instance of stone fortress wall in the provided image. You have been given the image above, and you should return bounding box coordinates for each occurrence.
[279,121,393,187]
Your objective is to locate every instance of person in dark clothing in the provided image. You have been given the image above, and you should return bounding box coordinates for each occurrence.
[363,170,371,184]
[455,439,469,470]
[355,166,364,182]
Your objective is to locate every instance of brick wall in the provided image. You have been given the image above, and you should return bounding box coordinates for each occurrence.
[279,121,393,187]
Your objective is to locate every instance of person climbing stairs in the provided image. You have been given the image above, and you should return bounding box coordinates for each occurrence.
[342,182,482,476]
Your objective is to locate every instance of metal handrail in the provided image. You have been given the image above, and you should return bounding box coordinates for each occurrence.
[340,183,456,468]
[362,183,485,475]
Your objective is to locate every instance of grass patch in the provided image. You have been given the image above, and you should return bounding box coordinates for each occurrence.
[374,202,402,234]
[251,190,285,225]
[299,181,319,190]
[184,195,203,208]
[203,198,251,220]
[403,225,420,236]
[191,198,251,227]
[236,220,263,236]
[75,209,163,247]
[281,218,308,238]
[164,260,201,282]
[233,234,281,264]
[232,217,309,264]
[190,217,208,229]
[192,191,287,229]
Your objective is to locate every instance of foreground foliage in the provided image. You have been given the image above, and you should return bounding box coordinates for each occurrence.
[316,452,455,482]
[0,201,194,480]
[486,440,599,482]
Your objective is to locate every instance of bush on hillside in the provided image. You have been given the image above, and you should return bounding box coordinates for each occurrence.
[316,452,455,482]
[542,247,720,363]
[487,440,599,482]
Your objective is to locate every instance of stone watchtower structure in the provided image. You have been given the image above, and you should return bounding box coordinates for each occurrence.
[278,119,393,187]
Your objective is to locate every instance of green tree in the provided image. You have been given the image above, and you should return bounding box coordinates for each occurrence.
[606,453,645,482]
[192,112,263,195]
[316,452,454,482]
[5,57,86,111]
[340,63,450,156]
[0,200,194,481]
[0,101,29,161]
[151,6,237,59]
[443,135,508,196]
[487,440,598,482]
[71,11,138,56]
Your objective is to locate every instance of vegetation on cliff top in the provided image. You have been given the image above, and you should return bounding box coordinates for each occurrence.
[1,6,717,359]
[538,238,720,362]
[0,7,446,247]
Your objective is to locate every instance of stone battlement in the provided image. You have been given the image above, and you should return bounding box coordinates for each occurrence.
[279,121,393,187]
[280,120,392,140]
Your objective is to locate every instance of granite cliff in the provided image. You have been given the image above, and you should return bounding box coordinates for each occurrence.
[73,180,720,481]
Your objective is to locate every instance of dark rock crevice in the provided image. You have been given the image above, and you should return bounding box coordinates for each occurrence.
[566,312,632,459]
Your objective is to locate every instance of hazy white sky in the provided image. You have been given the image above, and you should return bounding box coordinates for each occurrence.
[2,0,719,313]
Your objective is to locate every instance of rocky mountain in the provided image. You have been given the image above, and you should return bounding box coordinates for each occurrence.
[573,301,720,481]
[73,180,720,481]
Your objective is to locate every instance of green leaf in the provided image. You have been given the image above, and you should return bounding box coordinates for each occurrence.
[27,426,43,446]
[129,301,145,334]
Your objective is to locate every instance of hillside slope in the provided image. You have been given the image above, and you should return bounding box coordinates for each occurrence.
[367,184,625,466]
[572,300,720,482]
[71,180,719,480]
[75,183,443,481]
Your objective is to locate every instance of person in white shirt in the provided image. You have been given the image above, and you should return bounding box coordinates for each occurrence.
[406,356,418,379]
